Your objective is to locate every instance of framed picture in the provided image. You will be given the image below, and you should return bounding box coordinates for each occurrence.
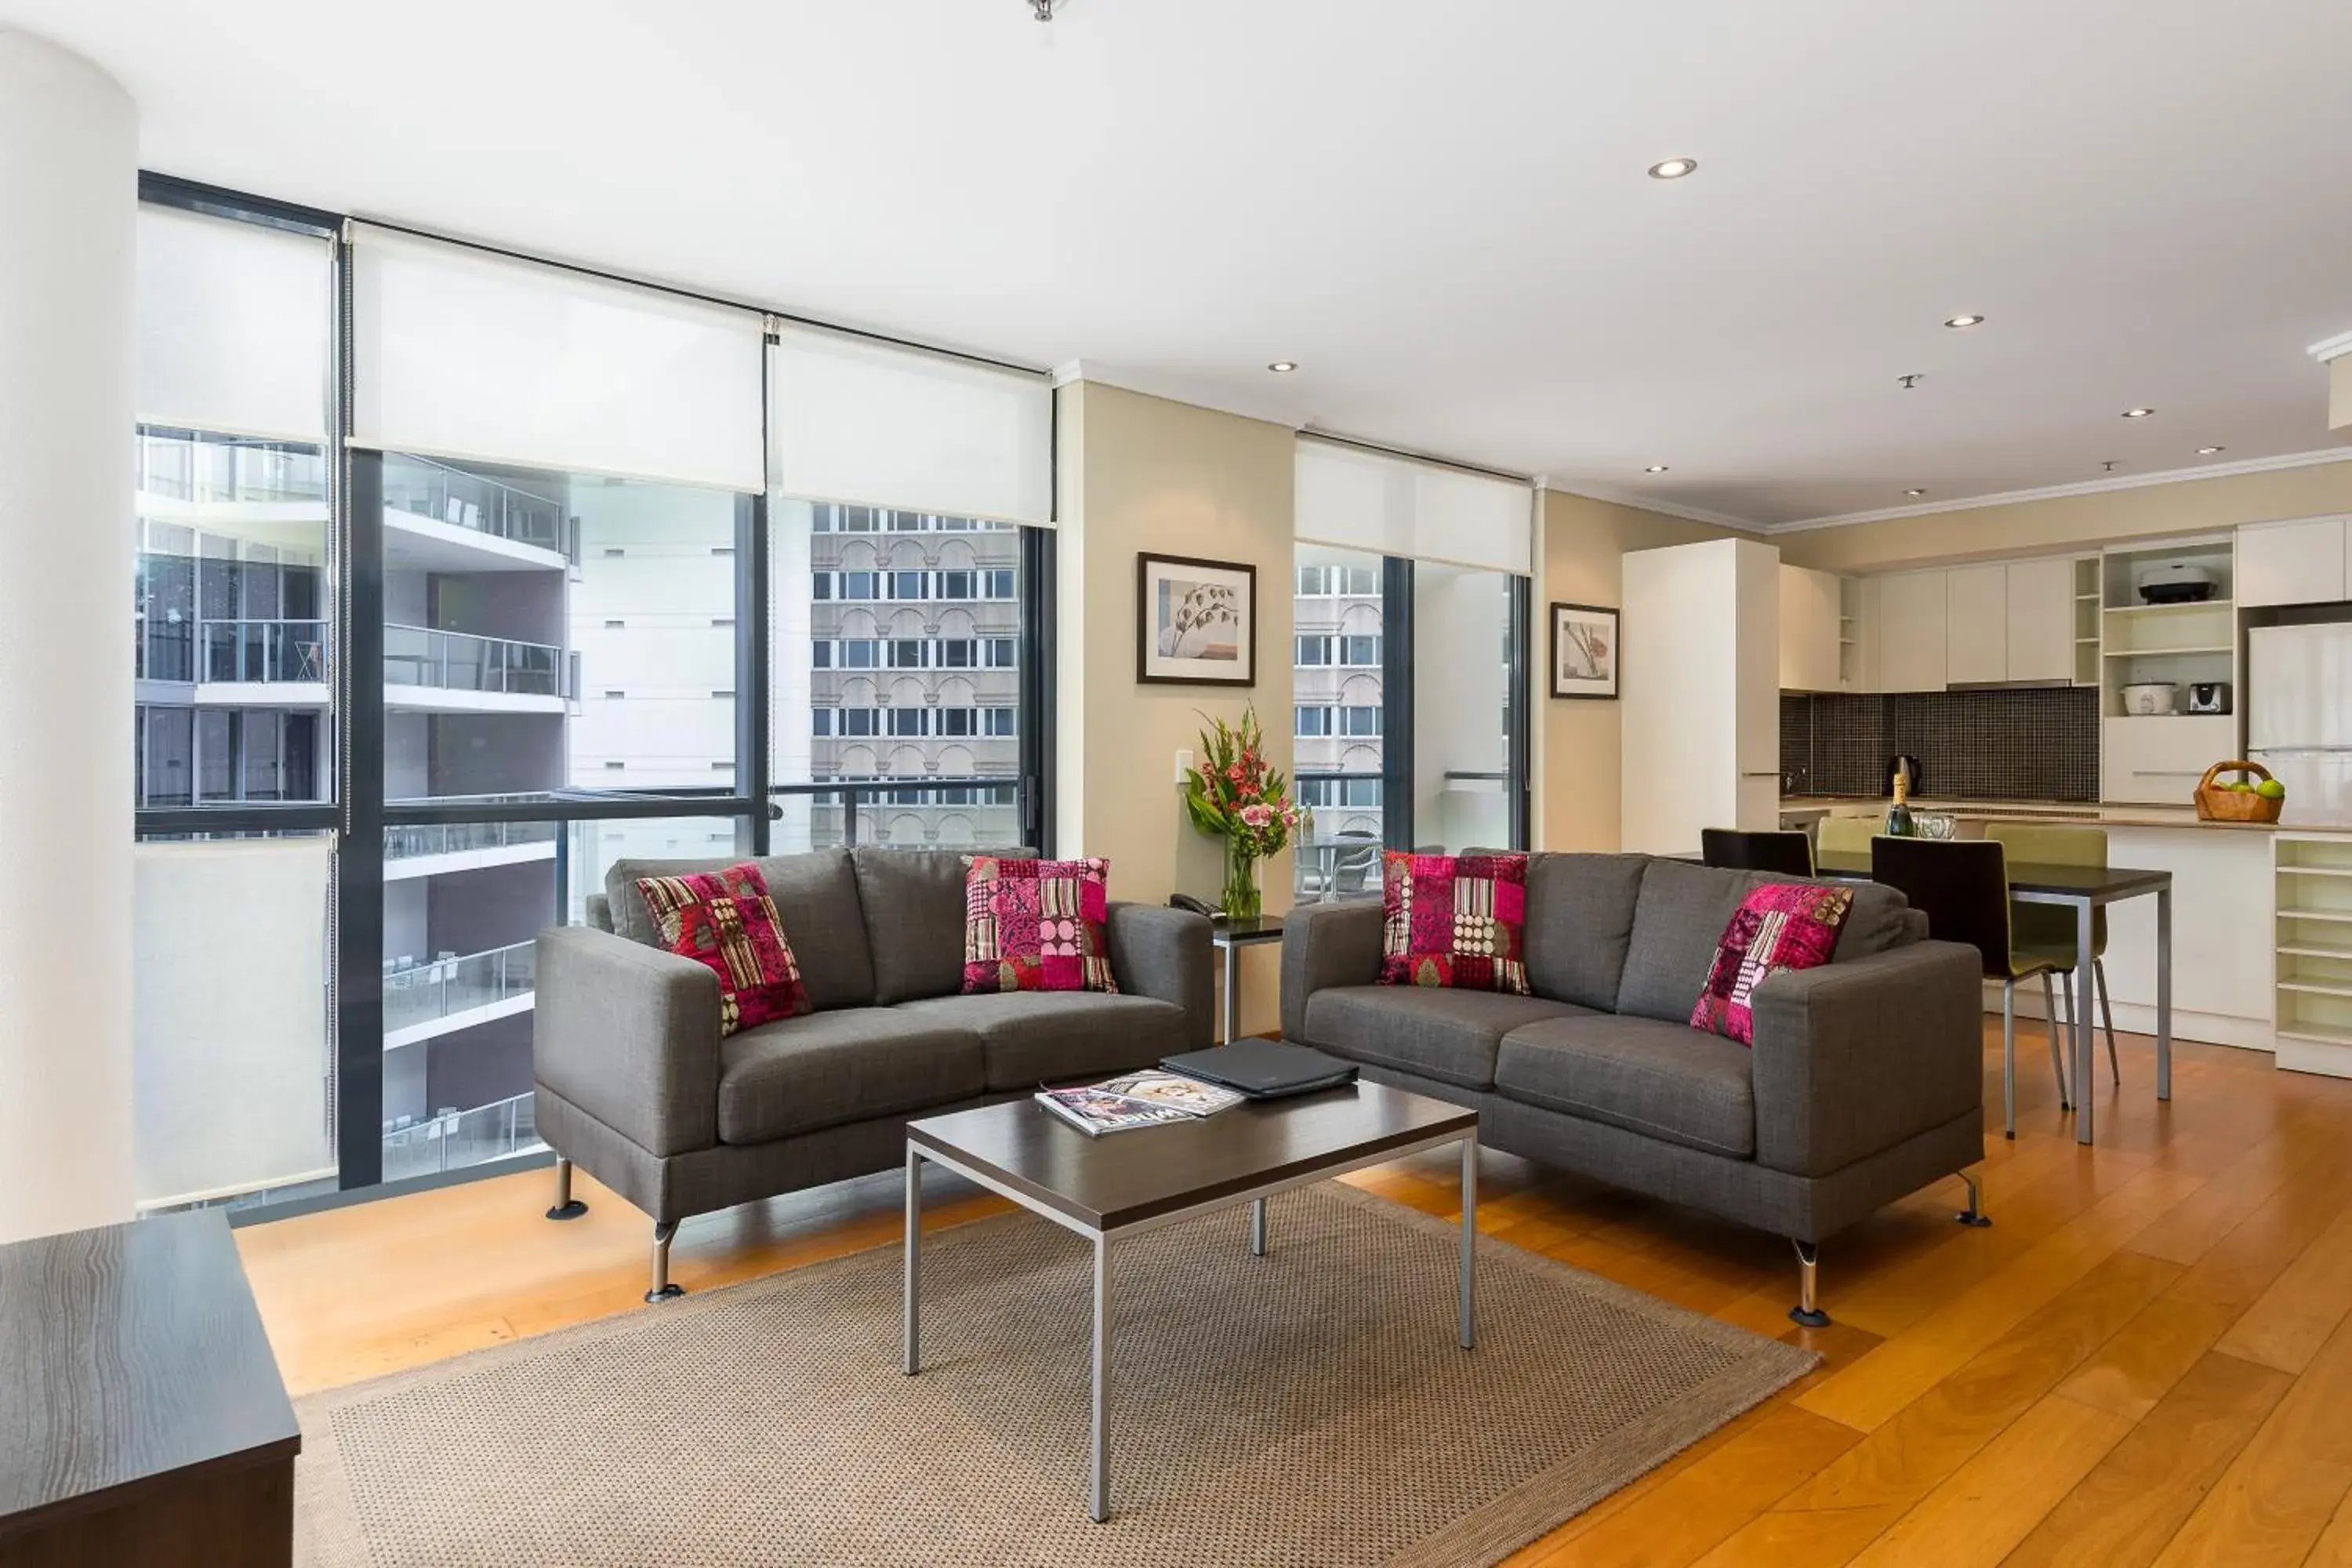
[1549,601,1619,699]
[1137,553,1257,686]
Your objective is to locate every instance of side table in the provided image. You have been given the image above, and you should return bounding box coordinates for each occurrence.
[1210,916,1286,1043]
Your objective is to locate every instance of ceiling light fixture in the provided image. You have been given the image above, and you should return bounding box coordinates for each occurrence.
[1030,0,1056,19]
[2197,445,2225,455]
[1897,374,1925,389]
[1943,315,1984,329]
[1644,464,1670,474]
[1904,488,1926,497]
[1266,361,1298,373]
[1646,158,1698,180]
[2122,407,2155,419]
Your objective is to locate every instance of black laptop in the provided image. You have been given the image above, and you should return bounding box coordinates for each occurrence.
[1161,1039,1357,1099]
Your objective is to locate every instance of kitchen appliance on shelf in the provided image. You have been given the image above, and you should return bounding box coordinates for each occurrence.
[2121,681,2179,716]
[2185,681,2232,715]
[1884,753,1923,797]
[2136,563,2220,604]
[2249,624,2352,826]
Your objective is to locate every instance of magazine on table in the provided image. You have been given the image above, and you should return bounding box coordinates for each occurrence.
[1033,1070,1245,1136]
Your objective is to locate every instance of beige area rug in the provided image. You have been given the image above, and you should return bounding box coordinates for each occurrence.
[296,1183,1815,1567]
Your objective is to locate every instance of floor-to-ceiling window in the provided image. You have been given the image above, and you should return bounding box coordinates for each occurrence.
[126,179,1055,1214]
[1292,437,1533,898]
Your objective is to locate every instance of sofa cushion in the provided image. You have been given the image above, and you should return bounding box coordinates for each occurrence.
[633,862,812,1036]
[1301,985,1595,1091]
[1379,851,1531,993]
[1495,1014,1756,1159]
[962,855,1118,995]
[1615,859,1920,1024]
[1523,853,1648,1010]
[895,992,1185,1090]
[608,850,877,1012]
[1833,881,1920,960]
[853,847,1036,1005]
[716,1007,984,1144]
[1690,881,1855,1045]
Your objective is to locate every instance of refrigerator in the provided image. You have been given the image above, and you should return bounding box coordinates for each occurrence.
[2248,623,2352,826]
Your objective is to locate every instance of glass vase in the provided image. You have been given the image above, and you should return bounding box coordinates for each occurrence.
[1221,837,1263,922]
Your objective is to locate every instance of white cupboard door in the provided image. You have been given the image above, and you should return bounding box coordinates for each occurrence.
[2004,557,2077,683]
[1778,564,1843,692]
[2237,517,2348,608]
[1875,569,1949,691]
[1945,564,2009,685]
[1735,541,1783,774]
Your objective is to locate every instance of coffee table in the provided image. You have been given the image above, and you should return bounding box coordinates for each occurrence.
[903,1081,1479,1523]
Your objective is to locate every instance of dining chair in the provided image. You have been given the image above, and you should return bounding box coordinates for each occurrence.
[1329,833,1381,898]
[1817,815,1879,856]
[1700,827,1815,877]
[1985,821,2120,1087]
[1870,837,2071,1138]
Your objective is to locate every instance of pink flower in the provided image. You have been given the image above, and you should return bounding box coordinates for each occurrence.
[1226,764,1245,783]
[1240,804,1275,828]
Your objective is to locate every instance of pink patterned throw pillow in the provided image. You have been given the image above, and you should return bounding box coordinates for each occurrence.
[633,862,812,1036]
[962,856,1119,995]
[1690,882,1855,1045]
[1378,851,1530,994]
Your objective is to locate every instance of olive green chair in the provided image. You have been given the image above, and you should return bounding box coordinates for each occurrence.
[1984,821,2120,1090]
[1817,815,1878,856]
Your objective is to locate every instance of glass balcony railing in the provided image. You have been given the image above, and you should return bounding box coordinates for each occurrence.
[383,454,566,552]
[382,941,535,1036]
[136,431,327,506]
[384,820,561,861]
[200,618,329,684]
[381,1091,543,1184]
[385,624,565,699]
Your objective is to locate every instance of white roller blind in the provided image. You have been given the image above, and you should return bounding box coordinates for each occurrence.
[132,838,336,1209]
[1294,437,1533,575]
[136,205,332,442]
[768,324,1054,528]
[350,224,765,491]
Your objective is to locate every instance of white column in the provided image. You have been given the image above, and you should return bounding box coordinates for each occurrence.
[0,28,138,1243]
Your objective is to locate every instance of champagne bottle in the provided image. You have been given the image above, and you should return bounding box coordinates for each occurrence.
[1885,768,1915,838]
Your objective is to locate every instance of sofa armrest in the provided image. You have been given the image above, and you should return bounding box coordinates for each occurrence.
[1105,902,1215,1050]
[1748,938,1984,1179]
[1279,900,1385,1043]
[533,924,723,1158]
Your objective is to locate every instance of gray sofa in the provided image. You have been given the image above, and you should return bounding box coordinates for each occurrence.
[1281,854,1987,1324]
[533,847,1214,1300]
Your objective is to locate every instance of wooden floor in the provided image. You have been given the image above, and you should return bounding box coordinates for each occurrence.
[238,1024,2352,1566]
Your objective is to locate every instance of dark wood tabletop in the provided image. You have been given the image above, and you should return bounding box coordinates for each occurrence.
[1210,916,1287,947]
[909,1080,1475,1233]
[0,1210,299,1544]
[1810,847,2173,902]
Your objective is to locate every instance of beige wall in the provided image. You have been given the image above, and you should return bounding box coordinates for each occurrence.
[1055,381,1295,1034]
[1777,459,2352,574]
[2332,358,2352,436]
[1534,489,1749,851]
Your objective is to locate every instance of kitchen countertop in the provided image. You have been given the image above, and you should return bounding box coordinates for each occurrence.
[1780,796,2326,833]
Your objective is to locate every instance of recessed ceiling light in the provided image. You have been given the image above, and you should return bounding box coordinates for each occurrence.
[2122,407,2155,418]
[1267,361,1298,374]
[2197,445,2224,455]
[1644,464,1670,474]
[1904,488,1926,497]
[1943,315,1984,329]
[1646,158,1698,180]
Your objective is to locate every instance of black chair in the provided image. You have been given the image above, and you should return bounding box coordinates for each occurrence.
[1869,837,2068,1139]
[1700,828,1815,878]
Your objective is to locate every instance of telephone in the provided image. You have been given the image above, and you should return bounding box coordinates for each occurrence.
[1167,894,1218,918]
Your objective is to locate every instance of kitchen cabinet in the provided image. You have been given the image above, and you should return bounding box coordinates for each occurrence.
[1621,538,1781,853]
[2237,517,2349,608]
[2005,557,2078,683]
[1875,568,1949,692]
[1779,564,1845,691]
[1945,564,2009,685]
[2103,714,2236,805]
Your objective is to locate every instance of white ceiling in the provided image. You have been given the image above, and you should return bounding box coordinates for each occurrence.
[10,0,2351,528]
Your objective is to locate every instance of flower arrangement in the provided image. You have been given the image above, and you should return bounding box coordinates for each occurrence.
[1181,706,1296,920]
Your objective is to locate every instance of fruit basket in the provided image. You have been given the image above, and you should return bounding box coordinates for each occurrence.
[2194,760,2284,823]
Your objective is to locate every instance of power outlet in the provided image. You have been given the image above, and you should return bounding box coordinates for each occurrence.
[1174,748,1196,785]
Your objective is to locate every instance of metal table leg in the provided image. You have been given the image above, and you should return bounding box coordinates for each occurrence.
[2156,884,2173,1102]
[1459,1136,1477,1350]
[2074,898,2096,1146]
[1249,1197,1267,1257]
[1221,942,1240,1044]
[902,1145,921,1374]
[1091,1234,1111,1523]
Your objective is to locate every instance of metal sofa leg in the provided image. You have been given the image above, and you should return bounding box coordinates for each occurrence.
[647,1221,685,1304]
[1956,1171,1992,1228]
[546,1156,587,1221]
[1789,1240,1829,1328]
[2096,957,2121,1086]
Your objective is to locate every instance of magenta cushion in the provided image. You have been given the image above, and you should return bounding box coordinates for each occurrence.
[961,855,1118,995]
[1690,882,1855,1044]
[633,863,813,1037]
[1377,851,1530,994]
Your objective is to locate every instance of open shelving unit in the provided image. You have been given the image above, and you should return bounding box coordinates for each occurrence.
[2278,834,2352,1075]
[2100,536,2238,804]
[1838,575,1863,691]
[2073,555,2101,686]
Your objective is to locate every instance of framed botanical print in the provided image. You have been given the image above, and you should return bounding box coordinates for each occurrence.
[1549,601,1619,699]
[1137,553,1256,686]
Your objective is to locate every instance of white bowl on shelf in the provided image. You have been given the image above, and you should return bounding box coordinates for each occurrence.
[2120,681,2178,716]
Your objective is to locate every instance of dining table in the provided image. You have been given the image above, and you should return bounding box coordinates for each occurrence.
[1810,846,2174,1147]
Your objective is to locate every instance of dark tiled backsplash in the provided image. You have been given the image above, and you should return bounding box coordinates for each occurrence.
[1780,687,2100,802]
